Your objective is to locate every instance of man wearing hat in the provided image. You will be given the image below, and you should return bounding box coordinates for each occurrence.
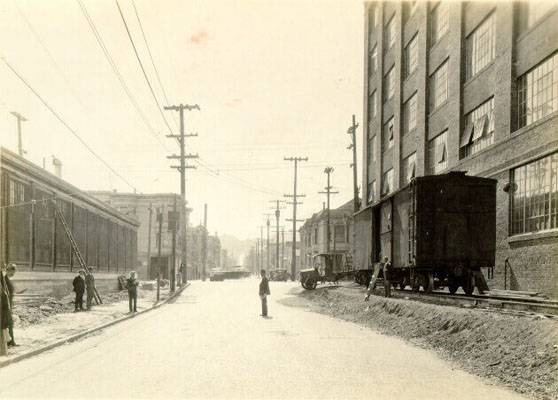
[85,268,96,311]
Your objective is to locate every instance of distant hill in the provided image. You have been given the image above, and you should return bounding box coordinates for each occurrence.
[219,234,255,264]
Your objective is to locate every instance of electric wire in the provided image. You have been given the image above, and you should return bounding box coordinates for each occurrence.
[76,0,169,151]
[115,0,175,136]
[1,56,137,192]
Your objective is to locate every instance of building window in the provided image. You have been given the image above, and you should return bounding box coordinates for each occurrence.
[403,93,418,133]
[383,118,394,151]
[334,225,346,243]
[466,14,496,79]
[385,66,396,101]
[511,153,558,235]
[521,2,556,30]
[382,169,394,195]
[313,227,318,244]
[369,90,377,119]
[9,179,26,205]
[386,15,396,49]
[428,130,448,174]
[405,34,418,78]
[460,97,495,159]
[368,180,376,204]
[431,2,449,45]
[518,52,558,128]
[402,152,417,185]
[370,45,378,75]
[430,59,449,110]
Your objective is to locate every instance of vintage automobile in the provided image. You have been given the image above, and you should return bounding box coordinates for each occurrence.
[209,269,226,281]
[269,269,290,281]
[300,252,352,290]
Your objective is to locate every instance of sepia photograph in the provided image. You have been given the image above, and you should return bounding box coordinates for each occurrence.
[0,0,557,399]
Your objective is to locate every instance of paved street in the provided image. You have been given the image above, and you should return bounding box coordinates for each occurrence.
[0,280,526,400]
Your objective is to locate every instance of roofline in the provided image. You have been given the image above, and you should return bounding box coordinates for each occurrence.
[1,147,139,227]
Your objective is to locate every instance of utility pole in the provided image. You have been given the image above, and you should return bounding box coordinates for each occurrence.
[347,115,360,213]
[156,206,164,302]
[281,228,285,269]
[165,103,200,285]
[259,226,264,271]
[319,167,339,253]
[269,200,285,270]
[146,203,153,280]
[10,111,27,156]
[284,156,308,280]
[262,214,272,270]
[170,196,177,292]
[202,204,208,281]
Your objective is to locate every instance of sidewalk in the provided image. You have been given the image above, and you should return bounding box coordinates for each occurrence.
[2,285,174,364]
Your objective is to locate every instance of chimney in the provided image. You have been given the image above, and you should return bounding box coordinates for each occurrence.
[52,156,62,178]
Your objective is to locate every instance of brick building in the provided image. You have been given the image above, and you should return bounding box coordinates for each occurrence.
[300,200,354,269]
[359,2,558,296]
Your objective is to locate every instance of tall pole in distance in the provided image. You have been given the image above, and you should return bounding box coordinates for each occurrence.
[266,216,271,270]
[319,167,338,253]
[156,206,164,302]
[269,200,285,270]
[347,115,360,213]
[284,156,308,280]
[171,196,177,292]
[281,228,285,269]
[259,226,264,271]
[10,111,27,156]
[202,204,208,281]
[165,103,200,286]
[146,203,153,280]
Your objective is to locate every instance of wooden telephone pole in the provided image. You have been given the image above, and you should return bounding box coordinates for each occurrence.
[347,115,360,213]
[165,103,199,285]
[284,156,307,280]
[319,167,338,253]
[10,111,27,157]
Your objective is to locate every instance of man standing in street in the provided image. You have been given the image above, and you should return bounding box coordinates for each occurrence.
[85,268,96,311]
[127,271,139,313]
[259,269,270,317]
[73,270,85,312]
[4,264,18,346]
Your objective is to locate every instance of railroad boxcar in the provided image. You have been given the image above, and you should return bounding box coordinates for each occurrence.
[365,171,496,295]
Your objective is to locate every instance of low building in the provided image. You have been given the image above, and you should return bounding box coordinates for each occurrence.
[0,147,139,297]
[299,200,354,269]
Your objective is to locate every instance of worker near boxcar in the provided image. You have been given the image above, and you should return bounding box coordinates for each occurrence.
[259,269,271,317]
[127,271,139,313]
[73,270,86,312]
[364,256,392,300]
[85,268,96,311]
[4,264,17,346]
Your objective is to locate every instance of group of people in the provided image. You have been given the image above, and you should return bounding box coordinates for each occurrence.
[73,269,139,313]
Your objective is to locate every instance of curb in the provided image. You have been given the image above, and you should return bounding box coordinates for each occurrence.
[0,283,191,368]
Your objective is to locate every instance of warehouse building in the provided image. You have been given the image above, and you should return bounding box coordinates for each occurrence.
[358,2,558,296]
[0,147,139,297]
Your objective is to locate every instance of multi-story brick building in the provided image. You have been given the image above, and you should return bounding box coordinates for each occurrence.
[358,1,558,296]
[300,200,354,269]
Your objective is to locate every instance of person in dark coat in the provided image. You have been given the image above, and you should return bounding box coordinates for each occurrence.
[5,264,17,346]
[127,271,139,313]
[73,270,86,312]
[259,269,271,317]
[1,267,13,353]
[85,268,96,311]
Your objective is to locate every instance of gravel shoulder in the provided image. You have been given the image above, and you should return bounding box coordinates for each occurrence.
[280,284,558,400]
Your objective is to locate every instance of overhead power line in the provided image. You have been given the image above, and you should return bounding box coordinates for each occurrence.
[115,0,175,136]
[76,0,168,150]
[1,56,137,192]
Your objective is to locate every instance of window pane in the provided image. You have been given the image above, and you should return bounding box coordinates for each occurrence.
[518,52,558,128]
[430,60,449,109]
[405,35,418,77]
[431,2,449,44]
[511,152,558,235]
[466,14,496,79]
[428,130,448,174]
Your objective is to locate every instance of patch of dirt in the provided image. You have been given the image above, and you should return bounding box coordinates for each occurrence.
[281,286,558,400]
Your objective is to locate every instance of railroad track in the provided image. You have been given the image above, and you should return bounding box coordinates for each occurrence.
[331,281,558,318]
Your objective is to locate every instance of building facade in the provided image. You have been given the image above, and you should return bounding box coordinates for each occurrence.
[300,200,354,269]
[0,148,139,297]
[87,191,187,279]
[360,1,558,296]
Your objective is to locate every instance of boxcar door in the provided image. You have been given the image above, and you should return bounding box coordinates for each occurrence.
[379,199,393,262]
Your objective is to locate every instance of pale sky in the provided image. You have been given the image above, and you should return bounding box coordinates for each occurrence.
[0,0,364,240]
